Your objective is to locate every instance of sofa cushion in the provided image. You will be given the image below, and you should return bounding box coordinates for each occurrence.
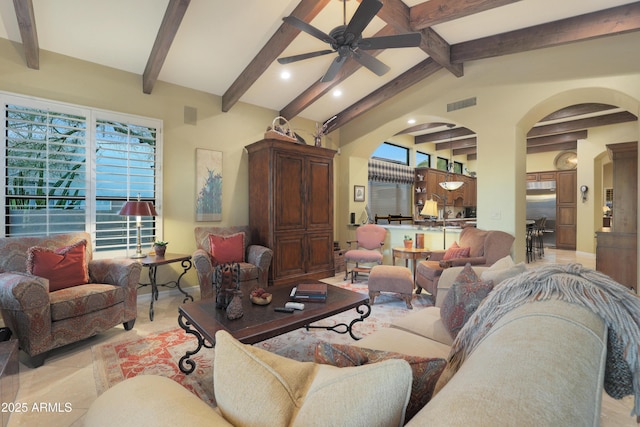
[391,306,454,346]
[440,264,493,338]
[214,330,412,427]
[355,327,451,359]
[480,262,526,285]
[26,240,89,291]
[314,342,446,422]
[442,241,471,261]
[49,284,125,321]
[208,233,245,264]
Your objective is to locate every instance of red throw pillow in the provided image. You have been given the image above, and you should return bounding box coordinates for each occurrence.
[208,233,245,264]
[443,241,471,260]
[26,240,89,291]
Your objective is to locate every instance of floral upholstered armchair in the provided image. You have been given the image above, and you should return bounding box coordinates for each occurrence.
[0,232,142,367]
[193,226,273,300]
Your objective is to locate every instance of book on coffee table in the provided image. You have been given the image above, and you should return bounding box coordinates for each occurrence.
[293,283,327,302]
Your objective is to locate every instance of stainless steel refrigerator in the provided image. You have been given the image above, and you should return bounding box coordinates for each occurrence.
[526,181,556,247]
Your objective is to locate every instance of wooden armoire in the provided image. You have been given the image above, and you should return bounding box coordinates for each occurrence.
[246,139,336,287]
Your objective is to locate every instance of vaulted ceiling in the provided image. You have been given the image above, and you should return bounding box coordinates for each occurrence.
[3,0,639,154]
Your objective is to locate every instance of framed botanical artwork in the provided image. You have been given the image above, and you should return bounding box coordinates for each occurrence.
[195,149,222,221]
[354,185,365,202]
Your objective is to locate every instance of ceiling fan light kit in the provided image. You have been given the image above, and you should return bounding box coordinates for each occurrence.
[278,0,421,83]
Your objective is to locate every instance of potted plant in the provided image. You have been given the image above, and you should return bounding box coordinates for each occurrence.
[403,235,413,249]
[153,240,169,257]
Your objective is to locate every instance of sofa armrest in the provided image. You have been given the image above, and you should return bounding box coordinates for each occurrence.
[247,245,273,289]
[439,257,486,268]
[89,259,142,288]
[429,251,446,261]
[0,272,52,356]
[193,248,215,299]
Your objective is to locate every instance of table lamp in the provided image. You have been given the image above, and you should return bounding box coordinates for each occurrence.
[118,198,158,258]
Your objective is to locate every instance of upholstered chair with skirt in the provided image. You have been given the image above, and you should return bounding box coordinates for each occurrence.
[415,227,514,300]
[193,226,272,299]
[0,232,142,367]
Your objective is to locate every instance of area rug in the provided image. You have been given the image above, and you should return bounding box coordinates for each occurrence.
[92,280,433,406]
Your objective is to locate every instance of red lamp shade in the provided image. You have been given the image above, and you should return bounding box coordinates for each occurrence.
[118,201,158,217]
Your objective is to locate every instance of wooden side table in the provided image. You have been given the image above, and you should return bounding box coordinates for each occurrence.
[137,253,194,321]
[392,247,431,286]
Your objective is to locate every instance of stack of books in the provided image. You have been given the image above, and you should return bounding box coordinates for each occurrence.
[292,283,327,303]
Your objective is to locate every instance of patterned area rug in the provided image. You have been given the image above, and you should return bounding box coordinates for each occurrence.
[92,280,433,406]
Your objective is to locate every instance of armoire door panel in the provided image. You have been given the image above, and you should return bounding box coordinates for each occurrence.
[307,158,333,230]
[274,234,305,277]
[274,153,305,231]
[306,232,334,272]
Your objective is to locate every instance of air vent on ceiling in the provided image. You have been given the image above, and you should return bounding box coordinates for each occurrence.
[447,97,477,112]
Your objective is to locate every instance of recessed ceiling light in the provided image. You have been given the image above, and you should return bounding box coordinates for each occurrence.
[280,70,291,80]
[407,119,416,124]
[333,89,342,97]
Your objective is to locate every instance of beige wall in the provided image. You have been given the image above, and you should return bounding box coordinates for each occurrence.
[1,30,639,288]
[335,32,640,266]
[0,38,323,288]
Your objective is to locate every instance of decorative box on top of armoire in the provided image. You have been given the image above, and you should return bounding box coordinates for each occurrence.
[246,139,336,287]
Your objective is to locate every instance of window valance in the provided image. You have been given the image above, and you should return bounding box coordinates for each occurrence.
[368,159,414,184]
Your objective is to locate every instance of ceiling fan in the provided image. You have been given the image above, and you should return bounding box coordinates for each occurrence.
[278,0,421,83]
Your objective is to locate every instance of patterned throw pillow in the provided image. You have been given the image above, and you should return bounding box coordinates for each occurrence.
[315,342,447,422]
[26,239,89,291]
[440,263,494,338]
[208,232,245,264]
[443,241,471,260]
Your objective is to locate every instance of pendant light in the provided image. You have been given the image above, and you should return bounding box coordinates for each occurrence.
[439,125,464,191]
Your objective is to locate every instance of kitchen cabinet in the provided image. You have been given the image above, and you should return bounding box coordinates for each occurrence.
[596,142,637,292]
[555,170,577,250]
[414,167,476,215]
[246,139,336,286]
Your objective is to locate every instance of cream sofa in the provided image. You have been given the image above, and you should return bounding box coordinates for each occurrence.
[86,264,610,426]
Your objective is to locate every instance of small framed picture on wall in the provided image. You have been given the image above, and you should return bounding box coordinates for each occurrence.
[354,185,365,202]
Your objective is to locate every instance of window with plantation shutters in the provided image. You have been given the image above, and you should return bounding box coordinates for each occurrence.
[2,93,162,255]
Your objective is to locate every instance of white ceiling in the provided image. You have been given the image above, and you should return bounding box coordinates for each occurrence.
[0,0,637,123]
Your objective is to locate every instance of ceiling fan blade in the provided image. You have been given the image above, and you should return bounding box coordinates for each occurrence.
[320,55,348,83]
[359,32,422,50]
[352,49,390,76]
[277,50,334,64]
[283,16,336,44]
[344,0,382,43]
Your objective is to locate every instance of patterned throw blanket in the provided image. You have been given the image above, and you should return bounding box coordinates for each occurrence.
[439,263,640,418]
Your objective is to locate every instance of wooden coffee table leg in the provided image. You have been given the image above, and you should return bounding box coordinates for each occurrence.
[305,302,371,340]
[178,313,213,375]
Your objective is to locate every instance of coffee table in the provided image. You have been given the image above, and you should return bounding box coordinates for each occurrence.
[177,281,370,374]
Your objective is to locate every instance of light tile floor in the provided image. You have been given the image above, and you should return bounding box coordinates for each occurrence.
[5,249,639,426]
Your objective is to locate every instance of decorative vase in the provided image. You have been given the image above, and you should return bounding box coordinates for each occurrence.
[314,136,322,147]
[226,290,244,320]
[154,244,167,257]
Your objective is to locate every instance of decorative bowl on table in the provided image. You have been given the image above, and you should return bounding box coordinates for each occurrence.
[249,288,272,305]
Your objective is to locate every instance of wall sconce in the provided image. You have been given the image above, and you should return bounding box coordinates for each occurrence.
[580,185,588,202]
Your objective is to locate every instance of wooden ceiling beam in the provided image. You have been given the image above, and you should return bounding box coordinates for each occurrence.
[323,59,442,134]
[539,103,616,122]
[434,137,477,150]
[528,111,637,138]
[279,25,397,120]
[222,0,331,112]
[451,3,640,63]
[143,0,191,94]
[410,0,523,30]
[527,141,577,155]
[415,127,474,144]
[373,0,463,77]
[452,146,477,156]
[527,130,588,147]
[12,0,39,69]
[395,122,450,135]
